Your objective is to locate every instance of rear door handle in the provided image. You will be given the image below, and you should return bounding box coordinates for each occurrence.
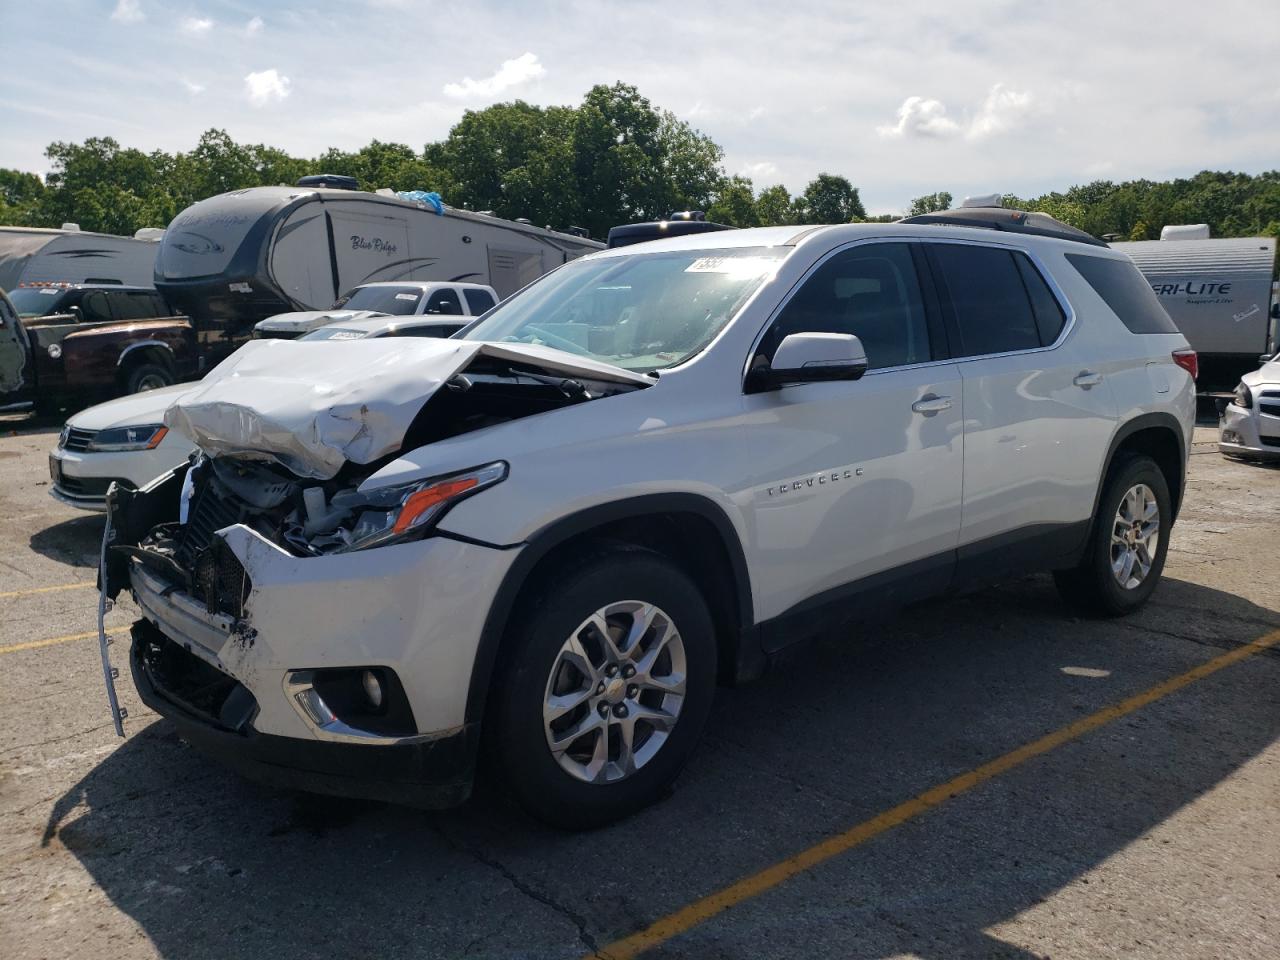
[1073,370,1102,388]
[911,394,953,415]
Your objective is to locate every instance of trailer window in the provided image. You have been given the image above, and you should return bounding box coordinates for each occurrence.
[1066,254,1179,334]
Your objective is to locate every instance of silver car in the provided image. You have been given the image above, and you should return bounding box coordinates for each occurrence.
[1220,354,1280,461]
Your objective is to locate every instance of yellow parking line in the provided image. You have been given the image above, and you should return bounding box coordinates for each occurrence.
[592,627,1280,960]
[0,582,95,600]
[0,630,102,655]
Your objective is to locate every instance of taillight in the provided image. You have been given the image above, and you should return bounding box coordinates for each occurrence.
[1172,348,1198,381]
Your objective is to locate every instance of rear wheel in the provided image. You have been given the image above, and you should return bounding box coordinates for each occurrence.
[490,548,716,828]
[1054,454,1171,617]
[123,361,173,395]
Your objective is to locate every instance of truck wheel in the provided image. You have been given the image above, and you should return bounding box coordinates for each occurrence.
[1054,454,1171,617]
[123,362,173,394]
[490,547,716,829]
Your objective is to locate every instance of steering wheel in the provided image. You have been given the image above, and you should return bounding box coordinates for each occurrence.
[522,324,592,356]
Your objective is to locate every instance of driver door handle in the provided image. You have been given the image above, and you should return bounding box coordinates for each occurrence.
[1073,370,1102,388]
[911,394,953,415]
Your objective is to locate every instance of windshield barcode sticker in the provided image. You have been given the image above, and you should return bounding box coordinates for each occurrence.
[685,256,777,276]
[395,293,419,301]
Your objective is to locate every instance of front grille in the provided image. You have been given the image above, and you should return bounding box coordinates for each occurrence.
[175,477,247,567]
[191,537,252,619]
[1260,435,1280,448]
[134,621,257,732]
[62,427,97,452]
[56,474,129,498]
[1260,402,1280,417]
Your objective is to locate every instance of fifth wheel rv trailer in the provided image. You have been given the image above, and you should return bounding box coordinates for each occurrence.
[155,183,603,364]
[0,226,162,291]
[1110,232,1278,388]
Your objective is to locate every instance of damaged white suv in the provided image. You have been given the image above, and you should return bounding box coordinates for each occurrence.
[103,211,1197,827]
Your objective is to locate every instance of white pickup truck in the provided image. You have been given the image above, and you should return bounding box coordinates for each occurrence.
[253,280,499,340]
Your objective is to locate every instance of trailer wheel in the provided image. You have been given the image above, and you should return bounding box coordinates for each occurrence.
[122,361,174,394]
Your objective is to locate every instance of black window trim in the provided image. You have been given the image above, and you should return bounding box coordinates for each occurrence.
[919,237,1077,363]
[742,237,958,388]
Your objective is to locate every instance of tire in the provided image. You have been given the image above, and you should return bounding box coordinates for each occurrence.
[489,547,717,829]
[122,361,174,395]
[1054,454,1171,617]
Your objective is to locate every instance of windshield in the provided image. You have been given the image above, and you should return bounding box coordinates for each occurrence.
[299,327,370,341]
[459,247,788,372]
[8,287,66,318]
[333,286,423,315]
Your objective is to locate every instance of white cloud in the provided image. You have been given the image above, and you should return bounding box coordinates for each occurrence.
[180,16,213,35]
[968,83,1034,139]
[110,0,144,23]
[877,84,1035,141]
[244,68,291,106]
[181,78,205,95]
[443,52,544,100]
[877,96,961,139]
[739,160,778,180]
[246,16,264,36]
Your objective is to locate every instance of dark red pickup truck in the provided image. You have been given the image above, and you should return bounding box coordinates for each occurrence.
[0,284,198,413]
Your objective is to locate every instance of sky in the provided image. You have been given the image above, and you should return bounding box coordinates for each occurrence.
[2,0,1279,215]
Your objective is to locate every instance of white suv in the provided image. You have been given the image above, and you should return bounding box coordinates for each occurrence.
[103,211,1197,827]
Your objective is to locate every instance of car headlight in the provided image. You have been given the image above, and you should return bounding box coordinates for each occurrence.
[86,424,169,452]
[1234,382,1253,409]
[341,461,507,552]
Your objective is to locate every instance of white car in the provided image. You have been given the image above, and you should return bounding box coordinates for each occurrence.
[104,210,1196,827]
[1219,353,1280,461]
[253,281,498,339]
[49,385,196,510]
[49,316,474,511]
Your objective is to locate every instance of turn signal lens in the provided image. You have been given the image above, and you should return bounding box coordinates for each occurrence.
[145,426,169,449]
[393,476,479,534]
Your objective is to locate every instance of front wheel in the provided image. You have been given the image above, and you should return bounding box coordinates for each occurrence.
[490,548,716,828]
[1054,454,1171,617]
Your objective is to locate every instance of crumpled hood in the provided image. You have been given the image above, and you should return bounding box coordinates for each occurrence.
[254,309,382,334]
[163,338,651,479]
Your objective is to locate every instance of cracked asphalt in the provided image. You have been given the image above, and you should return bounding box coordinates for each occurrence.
[1,415,1278,960]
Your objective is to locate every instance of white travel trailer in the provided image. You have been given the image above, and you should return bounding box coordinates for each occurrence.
[155,182,602,364]
[1110,231,1277,387]
[0,226,162,290]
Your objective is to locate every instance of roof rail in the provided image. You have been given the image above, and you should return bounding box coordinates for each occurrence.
[899,207,1107,247]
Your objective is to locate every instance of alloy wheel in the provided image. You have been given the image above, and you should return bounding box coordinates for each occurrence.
[542,600,687,784]
[1110,482,1160,590]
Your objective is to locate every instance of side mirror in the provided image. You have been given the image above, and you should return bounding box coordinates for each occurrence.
[1270,302,1279,320]
[753,332,869,391]
[67,305,82,321]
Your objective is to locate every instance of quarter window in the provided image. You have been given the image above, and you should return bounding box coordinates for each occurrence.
[1065,253,1179,335]
[762,243,932,370]
[929,245,1045,357]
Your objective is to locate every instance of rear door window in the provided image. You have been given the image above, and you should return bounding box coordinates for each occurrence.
[928,244,1043,357]
[79,292,112,323]
[463,288,497,315]
[762,242,934,370]
[1065,253,1179,334]
[108,292,158,321]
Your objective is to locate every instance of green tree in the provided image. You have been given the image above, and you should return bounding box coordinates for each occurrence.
[706,175,759,226]
[794,174,866,224]
[755,184,794,226]
[908,191,952,216]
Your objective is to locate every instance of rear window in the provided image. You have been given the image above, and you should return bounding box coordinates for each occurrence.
[1065,254,1179,334]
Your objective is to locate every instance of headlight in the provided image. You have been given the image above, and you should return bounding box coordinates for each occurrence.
[86,424,169,452]
[342,461,507,552]
[1234,382,1253,409]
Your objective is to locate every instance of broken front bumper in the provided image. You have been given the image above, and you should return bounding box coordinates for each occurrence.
[120,512,520,806]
